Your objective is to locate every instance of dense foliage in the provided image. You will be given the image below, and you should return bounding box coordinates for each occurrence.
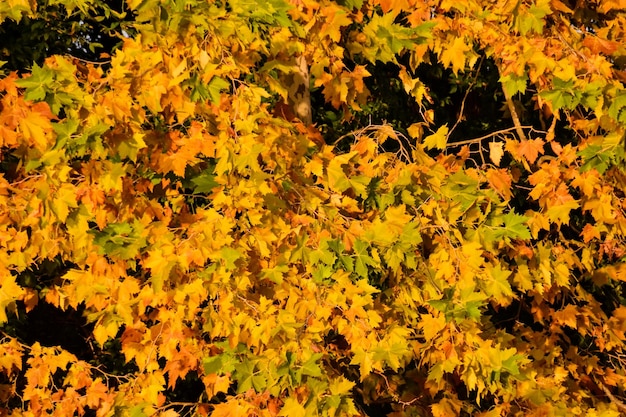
[1,0,626,416]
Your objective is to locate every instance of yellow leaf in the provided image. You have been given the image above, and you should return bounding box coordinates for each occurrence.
[350,348,374,380]
[0,275,24,323]
[211,400,249,417]
[419,312,446,341]
[0,338,24,373]
[553,305,578,328]
[407,122,424,139]
[329,377,355,396]
[19,102,54,151]
[318,5,352,43]
[51,184,78,223]
[440,37,471,75]
[485,168,513,200]
[326,151,357,193]
[93,312,122,346]
[144,246,176,292]
[598,0,626,13]
[551,0,573,13]
[423,125,448,150]
[431,397,462,417]
[545,199,579,225]
[279,398,307,417]
[583,193,617,223]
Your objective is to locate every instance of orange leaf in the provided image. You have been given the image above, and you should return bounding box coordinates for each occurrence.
[19,102,55,151]
[581,224,601,243]
[583,36,620,55]
[553,305,578,328]
[517,137,545,164]
[485,168,513,200]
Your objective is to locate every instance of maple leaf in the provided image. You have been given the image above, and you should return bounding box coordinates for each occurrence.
[517,137,545,164]
[485,168,513,200]
[278,398,306,417]
[484,265,514,303]
[580,224,600,243]
[500,73,529,96]
[423,125,448,150]
[431,397,462,417]
[440,37,471,75]
[553,305,579,328]
[19,102,55,151]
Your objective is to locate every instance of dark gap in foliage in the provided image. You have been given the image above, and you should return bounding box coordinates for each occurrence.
[17,302,94,361]
[0,0,134,73]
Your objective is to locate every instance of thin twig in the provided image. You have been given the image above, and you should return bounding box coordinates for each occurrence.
[596,378,626,414]
[445,126,540,147]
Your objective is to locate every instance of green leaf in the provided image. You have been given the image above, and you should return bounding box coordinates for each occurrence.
[129,403,150,417]
[485,265,514,300]
[539,78,581,110]
[608,91,626,124]
[203,355,223,374]
[501,354,523,376]
[207,76,230,104]
[441,170,479,213]
[118,133,147,162]
[326,155,353,193]
[92,221,147,260]
[221,247,242,270]
[356,15,435,63]
[15,63,54,102]
[578,144,611,173]
[500,73,528,96]
[353,239,376,278]
[52,119,79,150]
[191,170,219,193]
[262,264,289,284]
[489,212,531,240]
[300,353,323,377]
[516,0,550,35]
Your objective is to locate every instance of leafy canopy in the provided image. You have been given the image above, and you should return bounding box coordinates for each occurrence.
[1,0,626,416]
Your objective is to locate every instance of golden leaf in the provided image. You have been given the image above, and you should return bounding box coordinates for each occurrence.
[440,37,471,75]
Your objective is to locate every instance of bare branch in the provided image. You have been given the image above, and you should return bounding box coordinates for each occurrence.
[445,125,540,148]
[504,91,527,141]
[596,378,626,414]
